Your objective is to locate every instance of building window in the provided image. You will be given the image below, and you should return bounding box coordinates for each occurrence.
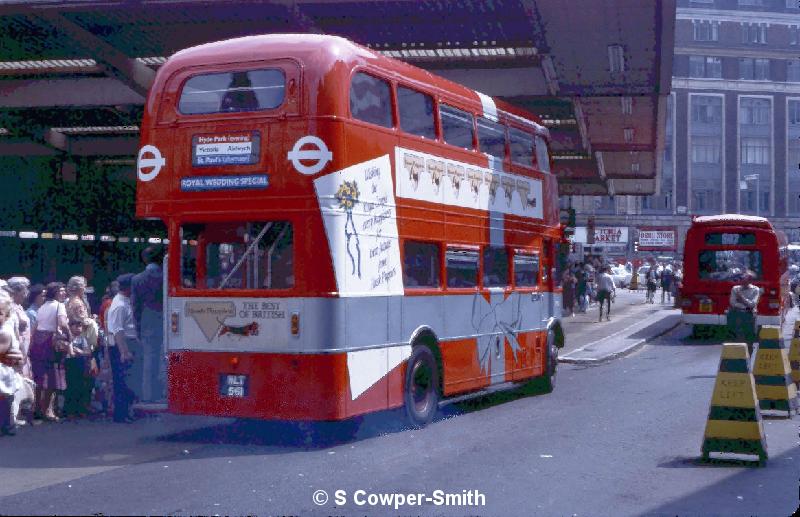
[741,137,771,165]
[791,27,799,45]
[692,136,722,164]
[739,0,763,5]
[787,0,798,8]
[691,96,723,124]
[741,24,767,44]
[789,100,800,125]
[693,21,719,41]
[739,98,770,125]
[788,60,800,82]
[740,58,770,80]
[690,56,722,78]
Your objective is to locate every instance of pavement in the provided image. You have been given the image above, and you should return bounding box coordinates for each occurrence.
[559,289,681,364]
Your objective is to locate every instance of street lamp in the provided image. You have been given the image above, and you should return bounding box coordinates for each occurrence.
[743,174,760,216]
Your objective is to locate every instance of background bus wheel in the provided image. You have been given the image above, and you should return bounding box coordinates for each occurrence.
[404,346,440,428]
[543,329,558,393]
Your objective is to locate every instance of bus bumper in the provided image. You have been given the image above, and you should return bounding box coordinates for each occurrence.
[167,350,405,421]
[682,313,780,326]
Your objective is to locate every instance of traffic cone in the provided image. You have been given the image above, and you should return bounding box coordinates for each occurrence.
[701,343,767,465]
[789,337,800,387]
[753,326,798,417]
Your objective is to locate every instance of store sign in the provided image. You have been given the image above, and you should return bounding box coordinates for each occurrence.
[574,226,628,245]
[639,227,676,250]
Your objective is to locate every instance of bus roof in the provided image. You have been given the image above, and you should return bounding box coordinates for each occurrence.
[692,214,772,228]
[158,33,548,135]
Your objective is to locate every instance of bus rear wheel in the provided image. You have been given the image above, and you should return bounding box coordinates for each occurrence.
[543,329,558,393]
[404,346,440,428]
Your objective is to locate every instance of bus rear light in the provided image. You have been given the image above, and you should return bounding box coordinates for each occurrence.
[171,312,179,333]
[230,356,239,368]
[291,312,300,336]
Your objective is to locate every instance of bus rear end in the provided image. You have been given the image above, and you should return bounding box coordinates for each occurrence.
[681,216,785,331]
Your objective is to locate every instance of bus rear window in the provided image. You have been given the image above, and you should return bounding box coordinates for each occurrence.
[178,69,285,115]
[180,221,293,289]
[704,232,756,246]
[698,249,762,281]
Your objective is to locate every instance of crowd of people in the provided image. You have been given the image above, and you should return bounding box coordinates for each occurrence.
[560,257,684,323]
[0,246,164,437]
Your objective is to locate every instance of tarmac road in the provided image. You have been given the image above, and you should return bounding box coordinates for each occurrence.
[1,319,797,516]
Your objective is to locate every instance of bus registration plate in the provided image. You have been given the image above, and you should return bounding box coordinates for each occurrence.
[220,374,248,398]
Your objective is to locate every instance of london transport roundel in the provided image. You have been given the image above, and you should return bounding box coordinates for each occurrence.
[287,135,333,175]
[137,144,166,182]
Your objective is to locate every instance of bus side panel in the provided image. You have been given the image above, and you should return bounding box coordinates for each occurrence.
[440,337,490,396]
[168,351,348,420]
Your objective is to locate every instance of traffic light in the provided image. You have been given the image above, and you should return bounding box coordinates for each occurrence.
[634,240,639,252]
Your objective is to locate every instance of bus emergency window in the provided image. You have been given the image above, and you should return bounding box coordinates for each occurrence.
[483,247,509,287]
[398,86,435,139]
[440,105,474,150]
[350,72,392,128]
[704,232,756,245]
[178,69,285,115]
[446,248,479,288]
[180,222,293,290]
[514,252,540,287]
[698,249,762,281]
[509,128,535,167]
[534,135,551,173]
[403,241,440,288]
[477,117,506,161]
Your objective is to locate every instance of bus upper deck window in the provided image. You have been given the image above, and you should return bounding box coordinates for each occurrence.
[350,72,392,128]
[398,86,435,139]
[440,104,474,150]
[534,135,551,173]
[477,117,506,161]
[178,69,285,115]
[509,128,535,167]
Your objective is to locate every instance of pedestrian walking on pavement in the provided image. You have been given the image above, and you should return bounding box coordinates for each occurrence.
[562,270,576,317]
[660,265,673,304]
[576,267,588,313]
[0,290,24,436]
[30,282,70,422]
[597,266,616,322]
[645,264,658,304]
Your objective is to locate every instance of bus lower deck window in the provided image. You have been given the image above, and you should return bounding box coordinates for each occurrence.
[403,241,440,288]
[483,246,509,287]
[446,248,479,288]
[514,252,540,287]
[180,221,293,290]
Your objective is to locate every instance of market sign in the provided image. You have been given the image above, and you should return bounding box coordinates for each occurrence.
[639,227,676,251]
[574,226,628,245]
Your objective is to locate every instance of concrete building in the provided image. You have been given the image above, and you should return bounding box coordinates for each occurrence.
[567,0,800,258]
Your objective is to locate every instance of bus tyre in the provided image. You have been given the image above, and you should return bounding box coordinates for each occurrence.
[543,329,558,393]
[404,346,440,428]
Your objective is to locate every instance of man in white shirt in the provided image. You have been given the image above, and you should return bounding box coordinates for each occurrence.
[597,266,617,322]
[727,271,762,352]
[105,273,138,423]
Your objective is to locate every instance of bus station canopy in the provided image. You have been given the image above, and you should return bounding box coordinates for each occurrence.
[0,0,674,196]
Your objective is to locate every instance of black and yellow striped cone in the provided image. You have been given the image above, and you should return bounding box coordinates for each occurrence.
[701,343,767,464]
[788,337,800,387]
[753,326,798,417]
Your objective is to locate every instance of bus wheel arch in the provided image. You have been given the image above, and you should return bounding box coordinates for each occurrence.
[404,327,442,428]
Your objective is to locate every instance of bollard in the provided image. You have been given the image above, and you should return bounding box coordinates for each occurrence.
[753,326,798,418]
[788,337,800,387]
[701,343,767,465]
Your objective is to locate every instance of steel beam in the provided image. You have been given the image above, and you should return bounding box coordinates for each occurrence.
[35,11,156,97]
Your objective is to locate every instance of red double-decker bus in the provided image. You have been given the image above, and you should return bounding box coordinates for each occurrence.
[681,214,788,337]
[136,34,564,429]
